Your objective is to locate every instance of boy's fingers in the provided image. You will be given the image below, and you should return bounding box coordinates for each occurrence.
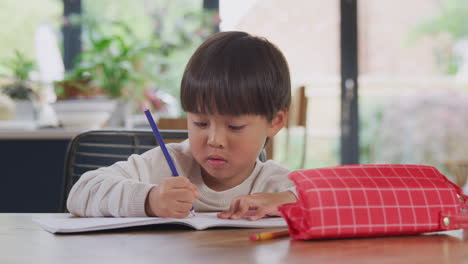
[218,199,240,219]
[247,208,267,221]
[169,210,190,219]
[167,177,191,188]
[170,189,198,203]
[175,201,194,213]
[217,210,232,219]
[162,178,200,199]
[230,199,251,220]
[189,184,201,198]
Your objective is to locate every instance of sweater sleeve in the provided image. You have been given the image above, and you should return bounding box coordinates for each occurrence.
[66,147,172,217]
[252,160,297,197]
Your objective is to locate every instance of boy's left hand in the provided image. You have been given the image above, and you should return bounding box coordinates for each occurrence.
[217,191,297,221]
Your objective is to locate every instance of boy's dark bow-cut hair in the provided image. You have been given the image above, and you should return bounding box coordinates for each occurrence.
[181,31,291,122]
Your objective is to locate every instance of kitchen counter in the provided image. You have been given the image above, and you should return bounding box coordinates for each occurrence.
[0,128,84,140]
[0,127,93,213]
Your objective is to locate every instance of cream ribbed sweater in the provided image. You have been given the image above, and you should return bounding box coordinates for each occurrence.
[67,140,295,217]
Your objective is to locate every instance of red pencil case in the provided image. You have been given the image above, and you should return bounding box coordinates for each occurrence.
[279,164,468,240]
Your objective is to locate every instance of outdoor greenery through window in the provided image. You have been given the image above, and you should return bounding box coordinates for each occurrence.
[358,0,468,186]
[0,0,216,121]
[221,0,468,177]
[0,0,62,74]
[67,0,216,106]
[220,0,341,169]
[1,0,467,181]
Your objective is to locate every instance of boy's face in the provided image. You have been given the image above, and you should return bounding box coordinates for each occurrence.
[187,111,286,191]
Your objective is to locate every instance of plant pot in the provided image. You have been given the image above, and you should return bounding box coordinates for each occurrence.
[54,79,104,99]
[51,98,117,129]
[107,99,133,128]
[14,100,37,121]
[0,94,15,120]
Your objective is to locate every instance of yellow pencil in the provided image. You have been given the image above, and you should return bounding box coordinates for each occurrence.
[249,230,290,241]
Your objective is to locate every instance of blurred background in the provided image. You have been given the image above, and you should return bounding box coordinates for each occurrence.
[1,0,468,211]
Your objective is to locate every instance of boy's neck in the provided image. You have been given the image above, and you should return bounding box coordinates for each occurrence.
[200,163,256,192]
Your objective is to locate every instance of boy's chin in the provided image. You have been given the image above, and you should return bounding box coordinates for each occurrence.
[201,167,236,181]
[202,167,229,179]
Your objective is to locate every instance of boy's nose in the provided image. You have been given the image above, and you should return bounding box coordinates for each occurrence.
[207,128,225,149]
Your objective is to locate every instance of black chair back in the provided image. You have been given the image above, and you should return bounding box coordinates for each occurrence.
[61,129,268,212]
[61,129,188,212]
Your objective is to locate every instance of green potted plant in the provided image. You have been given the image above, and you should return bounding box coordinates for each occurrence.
[54,17,154,127]
[0,50,40,120]
[54,9,216,127]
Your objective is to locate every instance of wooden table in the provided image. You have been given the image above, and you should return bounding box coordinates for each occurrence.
[2,214,468,264]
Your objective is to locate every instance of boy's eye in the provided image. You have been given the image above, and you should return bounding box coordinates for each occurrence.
[193,122,208,128]
[228,125,246,131]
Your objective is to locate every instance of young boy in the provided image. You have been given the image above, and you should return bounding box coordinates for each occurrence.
[67,31,297,221]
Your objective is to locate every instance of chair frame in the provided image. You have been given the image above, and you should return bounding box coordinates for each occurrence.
[60,129,188,212]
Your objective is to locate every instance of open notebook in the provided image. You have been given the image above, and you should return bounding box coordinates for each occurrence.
[35,213,287,234]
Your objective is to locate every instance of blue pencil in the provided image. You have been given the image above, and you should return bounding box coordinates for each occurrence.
[144,109,179,176]
[144,109,195,214]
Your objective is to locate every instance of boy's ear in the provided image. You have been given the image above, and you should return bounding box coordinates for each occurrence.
[267,110,288,137]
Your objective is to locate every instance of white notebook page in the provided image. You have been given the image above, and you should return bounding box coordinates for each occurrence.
[35,213,287,233]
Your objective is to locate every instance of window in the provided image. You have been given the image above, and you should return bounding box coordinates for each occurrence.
[0,0,62,74]
[358,0,468,179]
[220,0,341,169]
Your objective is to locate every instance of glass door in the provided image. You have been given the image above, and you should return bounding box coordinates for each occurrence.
[220,0,342,169]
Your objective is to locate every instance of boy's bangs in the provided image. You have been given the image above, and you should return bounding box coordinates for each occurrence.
[182,66,274,117]
[181,31,290,121]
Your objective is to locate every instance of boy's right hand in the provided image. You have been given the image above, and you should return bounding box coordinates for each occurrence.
[145,177,200,218]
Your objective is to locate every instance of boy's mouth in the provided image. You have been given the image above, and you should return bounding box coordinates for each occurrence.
[207,155,227,168]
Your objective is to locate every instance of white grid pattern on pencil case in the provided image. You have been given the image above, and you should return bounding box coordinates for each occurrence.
[286,214,304,223]
[292,166,456,234]
[304,170,457,228]
[283,205,307,233]
[299,204,459,211]
[288,177,305,231]
[289,176,442,236]
[298,169,406,235]
[355,166,388,233]
[292,174,447,186]
[315,169,344,236]
[287,203,304,222]
[305,223,439,231]
[303,164,434,174]
[299,172,325,235]
[296,174,317,233]
[303,187,454,192]
[402,166,433,228]
[330,170,358,233]
[374,166,420,232]
[331,164,435,170]
[294,176,444,180]
[418,166,459,214]
[281,213,438,233]
[299,166,451,234]
[369,165,405,232]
